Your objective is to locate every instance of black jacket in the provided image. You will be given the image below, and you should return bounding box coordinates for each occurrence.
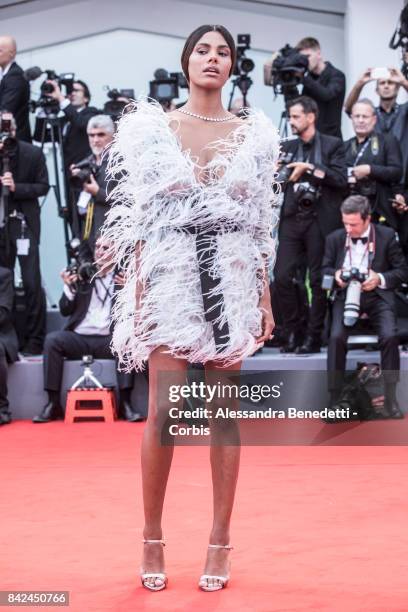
[59,277,118,332]
[281,131,348,235]
[0,266,19,362]
[302,62,346,139]
[76,153,110,247]
[344,132,402,229]
[322,224,408,307]
[62,103,99,168]
[0,62,31,142]
[1,141,49,242]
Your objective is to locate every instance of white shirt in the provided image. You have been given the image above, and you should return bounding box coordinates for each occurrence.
[64,272,114,335]
[342,226,386,288]
[0,62,13,82]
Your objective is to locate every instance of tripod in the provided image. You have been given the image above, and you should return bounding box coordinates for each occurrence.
[228,74,253,111]
[71,356,104,389]
[38,111,75,264]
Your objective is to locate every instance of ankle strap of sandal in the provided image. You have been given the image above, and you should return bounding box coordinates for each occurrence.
[142,539,166,546]
[208,543,233,550]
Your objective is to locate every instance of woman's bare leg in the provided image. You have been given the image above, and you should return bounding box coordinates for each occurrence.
[200,359,242,587]
[141,346,188,586]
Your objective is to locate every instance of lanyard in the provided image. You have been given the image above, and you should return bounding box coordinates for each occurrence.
[352,138,371,167]
[94,276,114,307]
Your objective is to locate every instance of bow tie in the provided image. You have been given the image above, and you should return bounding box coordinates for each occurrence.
[351,236,368,245]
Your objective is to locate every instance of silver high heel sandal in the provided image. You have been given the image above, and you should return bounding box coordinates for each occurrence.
[140,539,168,592]
[198,544,233,592]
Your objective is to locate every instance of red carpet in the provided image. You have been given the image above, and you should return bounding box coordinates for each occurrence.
[2,421,408,611]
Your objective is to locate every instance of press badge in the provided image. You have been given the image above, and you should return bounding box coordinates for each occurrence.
[16,238,30,255]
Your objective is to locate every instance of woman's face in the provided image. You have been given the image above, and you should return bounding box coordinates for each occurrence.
[187,31,233,89]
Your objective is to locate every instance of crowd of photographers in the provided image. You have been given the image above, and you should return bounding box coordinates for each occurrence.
[1,29,408,425]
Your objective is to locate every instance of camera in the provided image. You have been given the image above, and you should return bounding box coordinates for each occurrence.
[340,267,369,327]
[0,116,16,155]
[348,168,377,197]
[340,267,368,284]
[103,87,135,120]
[30,69,75,114]
[66,238,97,288]
[265,44,309,101]
[69,158,99,189]
[389,5,408,77]
[149,69,188,105]
[233,34,255,76]
[292,168,321,211]
[275,151,294,186]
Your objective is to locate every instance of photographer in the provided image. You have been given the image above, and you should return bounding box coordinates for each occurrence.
[0,266,19,426]
[273,96,347,354]
[296,37,346,138]
[323,195,408,418]
[345,67,408,178]
[32,237,144,423]
[345,99,402,235]
[47,78,99,168]
[0,36,31,142]
[0,110,49,355]
[70,114,115,253]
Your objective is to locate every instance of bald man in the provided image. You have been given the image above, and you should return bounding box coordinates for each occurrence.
[0,36,31,141]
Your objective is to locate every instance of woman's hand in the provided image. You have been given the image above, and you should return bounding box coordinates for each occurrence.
[256,295,275,344]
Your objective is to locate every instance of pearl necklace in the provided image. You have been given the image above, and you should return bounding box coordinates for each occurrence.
[177,108,235,122]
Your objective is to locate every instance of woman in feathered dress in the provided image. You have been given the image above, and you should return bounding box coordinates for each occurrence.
[102,24,280,592]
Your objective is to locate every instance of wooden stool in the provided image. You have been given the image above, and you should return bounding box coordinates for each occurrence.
[65,388,117,423]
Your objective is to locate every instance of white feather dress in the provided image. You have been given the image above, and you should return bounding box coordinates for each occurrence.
[101,99,281,372]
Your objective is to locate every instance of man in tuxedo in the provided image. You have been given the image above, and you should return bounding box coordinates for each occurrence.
[323,195,408,418]
[0,266,19,425]
[0,35,31,142]
[33,238,145,423]
[0,110,49,355]
[273,95,347,354]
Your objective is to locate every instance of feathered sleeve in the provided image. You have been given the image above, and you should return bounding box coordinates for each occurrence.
[247,110,281,267]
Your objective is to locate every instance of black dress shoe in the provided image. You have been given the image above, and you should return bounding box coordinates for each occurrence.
[0,412,11,425]
[32,402,64,423]
[280,331,301,353]
[119,401,145,422]
[295,337,321,354]
[386,404,404,419]
[21,344,43,357]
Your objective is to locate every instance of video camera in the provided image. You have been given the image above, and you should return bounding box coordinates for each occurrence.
[66,238,97,288]
[389,5,408,77]
[149,69,188,105]
[103,87,135,120]
[265,44,309,101]
[26,67,75,114]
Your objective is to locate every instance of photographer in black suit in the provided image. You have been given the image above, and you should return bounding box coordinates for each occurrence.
[345,99,402,235]
[323,195,408,418]
[33,238,144,423]
[296,37,346,138]
[46,78,99,232]
[0,266,19,425]
[0,36,31,142]
[70,114,115,254]
[274,96,347,354]
[0,111,49,355]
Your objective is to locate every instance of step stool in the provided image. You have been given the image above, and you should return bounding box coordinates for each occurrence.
[65,387,117,423]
